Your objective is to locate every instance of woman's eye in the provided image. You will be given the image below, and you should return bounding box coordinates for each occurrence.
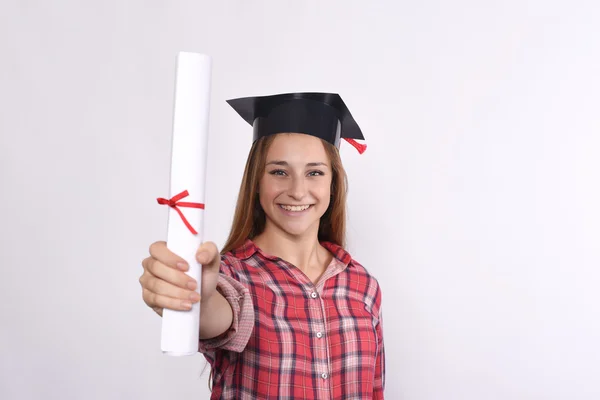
[268,169,324,177]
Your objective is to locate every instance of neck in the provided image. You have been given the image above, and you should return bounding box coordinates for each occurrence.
[253,223,327,274]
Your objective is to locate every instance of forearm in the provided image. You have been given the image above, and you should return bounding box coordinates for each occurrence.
[199,291,234,339]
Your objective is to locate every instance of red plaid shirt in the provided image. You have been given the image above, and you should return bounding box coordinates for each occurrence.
[198,239,385,399]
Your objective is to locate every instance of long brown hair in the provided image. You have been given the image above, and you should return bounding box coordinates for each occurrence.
[221,134,349,254]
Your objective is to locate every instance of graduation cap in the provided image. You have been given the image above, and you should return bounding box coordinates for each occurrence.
[226,92,367,154]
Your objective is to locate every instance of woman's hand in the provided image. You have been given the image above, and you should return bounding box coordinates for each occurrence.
[140,241,222,316]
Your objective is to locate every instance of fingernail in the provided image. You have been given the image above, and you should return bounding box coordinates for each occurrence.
[187,281,197,290]
[182,301,192,309]
[177,262,188,271]
[196,251,207,262]
[189,292,200,302]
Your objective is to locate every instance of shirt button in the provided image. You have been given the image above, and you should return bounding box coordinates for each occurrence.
[321,372,328,380]
[316,332,323,338]
[310,292,318,299]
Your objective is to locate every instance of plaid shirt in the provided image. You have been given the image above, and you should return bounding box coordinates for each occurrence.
[198,239,385,399]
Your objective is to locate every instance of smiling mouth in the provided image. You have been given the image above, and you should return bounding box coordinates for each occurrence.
[279,204,312,212]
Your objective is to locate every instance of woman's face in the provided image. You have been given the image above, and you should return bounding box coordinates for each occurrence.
[259,133,333,239]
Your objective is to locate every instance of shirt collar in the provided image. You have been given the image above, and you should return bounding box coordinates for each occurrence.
[231,238,353,268]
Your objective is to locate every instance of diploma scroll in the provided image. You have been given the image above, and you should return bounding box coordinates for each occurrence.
[160,52,212,356]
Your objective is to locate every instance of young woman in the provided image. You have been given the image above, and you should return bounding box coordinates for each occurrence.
[140,92,385,399]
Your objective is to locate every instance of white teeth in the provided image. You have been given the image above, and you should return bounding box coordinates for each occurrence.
[280,204,311,212]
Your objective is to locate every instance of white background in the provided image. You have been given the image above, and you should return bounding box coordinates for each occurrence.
[1,1,599,399]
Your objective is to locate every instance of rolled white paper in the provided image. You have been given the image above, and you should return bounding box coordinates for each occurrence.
[161,52,212,356]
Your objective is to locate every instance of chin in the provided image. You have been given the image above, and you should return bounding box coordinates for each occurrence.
[273,219,319,238]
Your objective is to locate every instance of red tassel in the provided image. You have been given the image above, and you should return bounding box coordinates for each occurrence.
[343,138,367,154]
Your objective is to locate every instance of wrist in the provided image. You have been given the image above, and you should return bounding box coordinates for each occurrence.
[200,288,224,311]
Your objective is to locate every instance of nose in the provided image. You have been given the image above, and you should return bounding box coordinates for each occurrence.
[288,176,307,200]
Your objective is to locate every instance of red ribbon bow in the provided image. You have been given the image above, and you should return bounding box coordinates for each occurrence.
[157,190,205,235]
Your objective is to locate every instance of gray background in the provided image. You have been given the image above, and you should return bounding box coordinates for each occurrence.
[1,1,599,399]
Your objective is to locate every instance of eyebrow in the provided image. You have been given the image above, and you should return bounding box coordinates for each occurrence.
[266,160,329,167]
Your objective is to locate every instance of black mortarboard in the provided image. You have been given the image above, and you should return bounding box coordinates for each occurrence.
[226,92,367,154]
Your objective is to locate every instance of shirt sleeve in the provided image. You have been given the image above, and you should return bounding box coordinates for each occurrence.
[373,289,386,398]
[197,258,254,355]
